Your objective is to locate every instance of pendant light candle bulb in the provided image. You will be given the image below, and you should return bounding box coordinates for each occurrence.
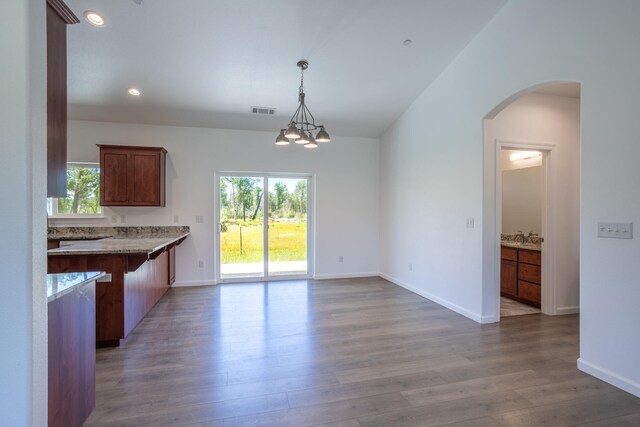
[305,133,318,148]
[315,127,331,143]
[284,123,300,139]
[275,130,290,145]
[297,131,310,145]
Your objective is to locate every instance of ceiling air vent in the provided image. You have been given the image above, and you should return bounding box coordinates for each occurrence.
[251,106,276,115]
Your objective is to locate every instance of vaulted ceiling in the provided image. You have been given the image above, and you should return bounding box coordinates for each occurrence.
[66,0,507,137]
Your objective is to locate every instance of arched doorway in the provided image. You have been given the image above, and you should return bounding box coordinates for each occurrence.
[482,81,581,321]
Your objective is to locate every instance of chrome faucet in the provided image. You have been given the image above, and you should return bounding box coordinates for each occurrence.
[516,230,525,244]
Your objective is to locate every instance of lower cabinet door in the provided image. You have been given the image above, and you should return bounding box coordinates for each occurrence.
[500,259,518,297]
[518,280,541,304]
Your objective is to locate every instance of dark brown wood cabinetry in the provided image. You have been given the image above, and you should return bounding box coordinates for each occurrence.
[49,251,172,347]
[98,145,167,207]
[46,0,79,197]
[48,279,95,427]
[500,247,518,298]
[500,246,541,307]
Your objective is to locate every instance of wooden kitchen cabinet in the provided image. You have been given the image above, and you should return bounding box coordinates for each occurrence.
[46,0,79,197]
[98,145,167,206]
[48,276,96,427]
[501,246,542,307]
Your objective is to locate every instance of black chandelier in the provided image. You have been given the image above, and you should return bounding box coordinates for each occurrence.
[276,60,330,148]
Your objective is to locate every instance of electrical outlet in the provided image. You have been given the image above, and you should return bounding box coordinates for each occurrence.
[198,260,204,268]
[196,215,204,224]
[408,263,413,271]
[111,215,117,223]
[338,255,344,263]
[173,215,179,223]
[597,222,632,239]
[466,217,475,228]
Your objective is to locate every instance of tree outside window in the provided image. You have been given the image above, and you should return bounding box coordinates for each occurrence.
[47,163,101,216]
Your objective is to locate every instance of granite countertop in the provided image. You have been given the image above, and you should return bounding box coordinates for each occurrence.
[47,271,105,302]
[48,226,190,240]
[47,233,189,256]
[501,241,542,251]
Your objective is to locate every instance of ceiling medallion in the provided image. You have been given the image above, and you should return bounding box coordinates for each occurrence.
[276,60,330,148]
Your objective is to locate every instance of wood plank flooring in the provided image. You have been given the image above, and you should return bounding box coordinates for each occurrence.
[85,277,640,426]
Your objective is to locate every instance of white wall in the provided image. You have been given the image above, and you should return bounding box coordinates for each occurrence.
[502,166,543,235]
[0,0,48,425]
[63,120,380,284]
[380,0,640,397]
[487,93,580,315]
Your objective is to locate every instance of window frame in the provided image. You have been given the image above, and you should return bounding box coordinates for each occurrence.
[47,162,104,218]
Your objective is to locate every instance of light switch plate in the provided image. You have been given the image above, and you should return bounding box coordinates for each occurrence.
[597,222,632,239]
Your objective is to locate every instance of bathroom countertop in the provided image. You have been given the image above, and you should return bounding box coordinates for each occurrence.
[501,241,542,251]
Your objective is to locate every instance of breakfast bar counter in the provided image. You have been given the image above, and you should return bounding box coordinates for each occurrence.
[47,226,189,346]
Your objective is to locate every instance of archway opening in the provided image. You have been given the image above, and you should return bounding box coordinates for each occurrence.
[482,81,581,322]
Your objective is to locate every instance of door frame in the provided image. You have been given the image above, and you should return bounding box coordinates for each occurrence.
[214,171,314,283]
[494,139,557,318]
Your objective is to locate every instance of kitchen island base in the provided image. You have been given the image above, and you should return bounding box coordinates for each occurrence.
[49,250,171,347]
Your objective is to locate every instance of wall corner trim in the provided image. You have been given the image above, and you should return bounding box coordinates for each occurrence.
[577,358,640,398]
[379,273,486,324]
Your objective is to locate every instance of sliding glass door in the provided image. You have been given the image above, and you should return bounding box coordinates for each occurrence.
[267,177,308,276]
[217,174,311,281]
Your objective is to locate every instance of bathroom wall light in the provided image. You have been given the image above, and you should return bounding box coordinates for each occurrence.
[128,88,141,96]
[510,151,541,161]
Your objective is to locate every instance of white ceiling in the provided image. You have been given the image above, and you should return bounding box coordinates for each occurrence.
[65,0,507,138]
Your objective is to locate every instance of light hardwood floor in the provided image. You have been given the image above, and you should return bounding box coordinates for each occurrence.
[86,277,640,426]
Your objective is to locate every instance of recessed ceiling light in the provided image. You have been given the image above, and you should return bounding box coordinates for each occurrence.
[403,39,412,46]
[128,88,141,96]
[84,10,105,27]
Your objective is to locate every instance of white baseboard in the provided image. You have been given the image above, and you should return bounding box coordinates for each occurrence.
[172,280,217,288]
[481,314,500,324]
[578,358,640,398]
[379,273,486,323]
[313,272,379,280]
[556,306,580,315]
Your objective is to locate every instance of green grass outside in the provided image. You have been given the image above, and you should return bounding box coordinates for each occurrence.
[221,221,307,263]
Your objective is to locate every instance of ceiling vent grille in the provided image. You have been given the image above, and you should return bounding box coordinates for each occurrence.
[251,106,276,115]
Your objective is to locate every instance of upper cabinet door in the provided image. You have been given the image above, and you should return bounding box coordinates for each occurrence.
[98,145,167,207]
[46,0,79,197]
[131,151,162,205]
[101,151,129,205]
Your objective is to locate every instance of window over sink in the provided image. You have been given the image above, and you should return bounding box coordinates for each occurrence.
[47,163,102,217]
